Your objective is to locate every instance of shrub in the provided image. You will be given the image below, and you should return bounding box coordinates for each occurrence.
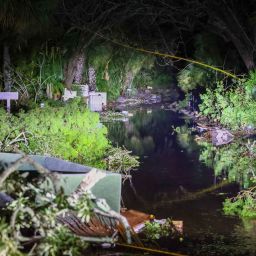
[199,76,256,129]
[105,147,139,176]
[198,140,256,217]
[177,33,224,92]
[14,44,64,103]
[0,99,110,166]
[198,140,256,187]
[177,64,213,92]
[143,219,175,240]
[223,185,256,218]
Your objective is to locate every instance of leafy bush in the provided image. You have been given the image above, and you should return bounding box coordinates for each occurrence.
[0,99,110,166]
[223,185,256,218]
[143,219,174,240]
[105,147,139,176]
[199,75,256,129]
[14,44,64,103]
[177,64,213,92]
[177,33,224,92]
[198,139,256,187]
[198,140,256,217]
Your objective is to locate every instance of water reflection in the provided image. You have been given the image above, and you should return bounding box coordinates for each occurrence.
[198,139,256,188]
[106,108,256,255]
[107,108,179,156]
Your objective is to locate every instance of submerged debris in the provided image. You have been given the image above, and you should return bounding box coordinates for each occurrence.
[195,123,234,146]
[211,128,234,146]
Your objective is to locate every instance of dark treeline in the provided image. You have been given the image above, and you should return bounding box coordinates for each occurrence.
[0,0,256,97]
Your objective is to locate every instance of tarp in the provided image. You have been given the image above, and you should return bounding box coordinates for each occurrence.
[0,153,121,212]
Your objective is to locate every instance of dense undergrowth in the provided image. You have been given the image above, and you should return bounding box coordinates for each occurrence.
[5,43,174,104]
[199,73,256,129]
[0,99,109,167]
[0,99,140,255]
[194,71,256,218]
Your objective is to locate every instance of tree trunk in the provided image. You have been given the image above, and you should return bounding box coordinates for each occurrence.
[3,44,12,92]
[88,67,96,91]
[74,54,85,84]
[207,1,255,70]
[64,51,82,89]
[228,34,255,70]
[64,33,97,89]
[121,71,133,96]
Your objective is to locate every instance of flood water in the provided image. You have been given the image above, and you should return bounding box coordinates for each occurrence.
[105,106,256,256]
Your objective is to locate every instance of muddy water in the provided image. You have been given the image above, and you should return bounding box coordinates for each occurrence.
[105,107,256,256]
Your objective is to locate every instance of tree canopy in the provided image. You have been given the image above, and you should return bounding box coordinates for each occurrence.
[1,0,256,93]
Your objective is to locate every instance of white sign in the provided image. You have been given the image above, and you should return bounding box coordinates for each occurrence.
[0,92,19,113]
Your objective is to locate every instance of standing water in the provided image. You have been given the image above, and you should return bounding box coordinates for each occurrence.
[105,106,256,256]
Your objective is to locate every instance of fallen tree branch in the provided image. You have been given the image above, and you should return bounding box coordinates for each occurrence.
[0,154,58,191]
[11,206,44,242]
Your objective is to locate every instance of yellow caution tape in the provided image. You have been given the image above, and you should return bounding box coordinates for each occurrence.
[90,31,240,80]
[116,242,187,256]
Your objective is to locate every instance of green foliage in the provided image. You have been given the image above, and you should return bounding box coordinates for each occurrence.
[105,147,139,176]
[244,70,256,99]
[0,166,91,256]
[0,219,24,256]
[72,194,93,223]
[199,76,256,129]
[223,185,256,218]
[143,219,174,240]
[38,226,88,256]
[198,139,256,217]
[133,68,173,89]
[88,44,155,99]
[198,140,256,187]
[177,64,214,92]
[14,44,64,102]
[177,33,224,92]
[0,99,110,166]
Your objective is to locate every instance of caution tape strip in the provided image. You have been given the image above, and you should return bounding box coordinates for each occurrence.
[116,242,187,256]
[88,30,240,80]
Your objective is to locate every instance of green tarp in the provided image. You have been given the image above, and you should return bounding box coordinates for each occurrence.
[0,153,121,213]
